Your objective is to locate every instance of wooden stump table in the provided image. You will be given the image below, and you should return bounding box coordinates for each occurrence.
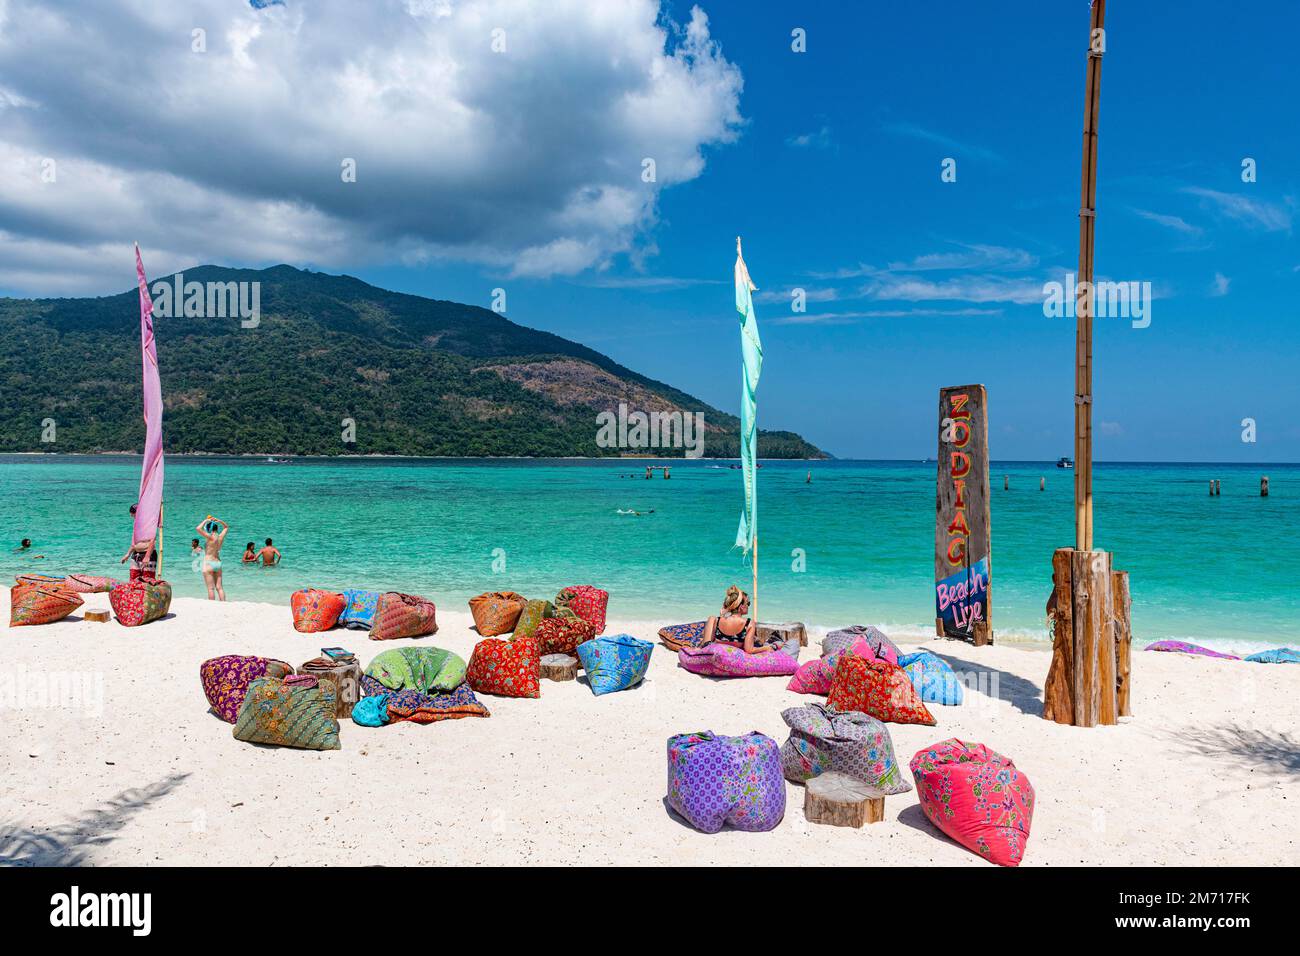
[541,654,578,682]
[83,610,111,623]
[297,657,362,719]
[758,621,808,649]
[804,772,885,828]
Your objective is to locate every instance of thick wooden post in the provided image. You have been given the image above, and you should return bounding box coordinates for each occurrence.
[1044,547,1116,726]
[935,384,992,645]
[1261,476,1269,497]
[1043,548,1075,724]
[1112,568,1132,717]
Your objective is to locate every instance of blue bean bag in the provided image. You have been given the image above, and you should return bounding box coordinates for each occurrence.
[899,650,963,705]
[576,634,653,696]
[1245,647,1300,664]
[340,588,381,630]
[352,693,391,727]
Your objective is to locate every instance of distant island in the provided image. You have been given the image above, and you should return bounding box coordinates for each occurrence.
[0,265,824,459]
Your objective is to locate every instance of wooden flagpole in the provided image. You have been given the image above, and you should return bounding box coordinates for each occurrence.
[1045,0,1128,727]
[1074,0,1104,550]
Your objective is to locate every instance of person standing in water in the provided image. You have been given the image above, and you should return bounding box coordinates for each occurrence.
[120,504,158,582]
[257,538,281,567]
[195,515,229,601]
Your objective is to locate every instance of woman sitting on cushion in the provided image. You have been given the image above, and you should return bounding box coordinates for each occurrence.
[702,585,773,655]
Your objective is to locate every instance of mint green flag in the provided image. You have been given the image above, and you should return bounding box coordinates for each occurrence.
[734,239,763,555]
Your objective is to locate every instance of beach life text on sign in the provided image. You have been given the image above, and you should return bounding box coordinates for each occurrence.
[935,385,992,645]
[937,557,989,636]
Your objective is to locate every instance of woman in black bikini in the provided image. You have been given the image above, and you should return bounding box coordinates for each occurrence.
[701,585,773,655]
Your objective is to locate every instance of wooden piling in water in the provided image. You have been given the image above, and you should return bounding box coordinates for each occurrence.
[1040,477,1046,491]
[1004,475,1009,491]
[1261,475,1269,497]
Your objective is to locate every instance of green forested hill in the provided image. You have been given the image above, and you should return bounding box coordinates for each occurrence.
[0,265,824,458]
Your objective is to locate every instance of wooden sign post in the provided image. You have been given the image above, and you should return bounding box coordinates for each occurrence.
[935,384,992,645]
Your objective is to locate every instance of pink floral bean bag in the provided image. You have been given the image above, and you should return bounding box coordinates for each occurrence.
[910,738,1036,867]
[787,651,844,695]
[678,643,799,678]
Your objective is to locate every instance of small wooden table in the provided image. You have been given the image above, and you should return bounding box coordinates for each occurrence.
[804,772,886,828]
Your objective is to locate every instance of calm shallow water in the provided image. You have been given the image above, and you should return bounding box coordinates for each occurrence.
[1,456,1295,654]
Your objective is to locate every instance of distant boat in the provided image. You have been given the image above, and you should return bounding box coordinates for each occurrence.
[265,456,292,464]
[1057,457,1074,469]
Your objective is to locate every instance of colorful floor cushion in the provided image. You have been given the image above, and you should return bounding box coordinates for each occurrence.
[64,574,121,594]
[823,625,900,666]
[339,588,381,630]
[779,703,912,793]
[467,634,541,698]
[786,651,844,695]
[1144,640,1240,660]
[827,655,936,725]
[109,579,172,627]
[9,583,83,627]
[291,588,347,633]
[534,615,596,657]
[360,675,491,724]
[233,674,341,750]
[1245,647,1300,664]
[658,620,709,652]
[910,739,1035,867]
[15,573,65,587]
[352,693,391,727]
[899,650,964,705]
[556,585,609,635]
[201,654,295,723]
[370,591,438,641]
[678,643,799,678]
[364,646,467,694]
[515,599,556,639]
[576,634,653,695]
[666,731,786,833]
[469,591,527,636]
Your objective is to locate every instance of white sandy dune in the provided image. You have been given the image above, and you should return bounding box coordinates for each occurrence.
[1,593,1296,867]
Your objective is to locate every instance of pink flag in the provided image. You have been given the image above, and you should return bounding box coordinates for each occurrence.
[132,243,164,546]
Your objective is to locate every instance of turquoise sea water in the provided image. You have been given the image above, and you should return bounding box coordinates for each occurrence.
[1,456,1295,654]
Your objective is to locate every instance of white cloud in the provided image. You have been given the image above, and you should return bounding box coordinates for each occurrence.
[1183,187,1292,232]
[1130,207,1203,236]
[861,273,1045,305]
[0,0,743,293]
[786,125,832,149]
[1210,272,1231,296]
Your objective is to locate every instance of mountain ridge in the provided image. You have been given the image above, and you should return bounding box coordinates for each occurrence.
[0,264,825,459]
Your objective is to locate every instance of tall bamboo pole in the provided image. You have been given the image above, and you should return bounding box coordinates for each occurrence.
[1075,0,1105,551]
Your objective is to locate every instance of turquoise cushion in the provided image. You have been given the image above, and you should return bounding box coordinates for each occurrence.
[1245,647,1300,664]
[576,634,653,696]
[339,588,381,629]
[898,650,964,705]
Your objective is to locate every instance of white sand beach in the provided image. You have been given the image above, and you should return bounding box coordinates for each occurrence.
[2,592,1296,867]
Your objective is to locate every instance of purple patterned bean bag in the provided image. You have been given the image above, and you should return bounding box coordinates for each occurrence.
[666,731,786,833]
[1144,640,1240,660]
[678,643,799,678]
[822,625,901,666]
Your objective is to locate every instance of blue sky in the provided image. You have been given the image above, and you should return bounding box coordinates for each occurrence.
[2,1,1296,460]
[354,1,1300,462]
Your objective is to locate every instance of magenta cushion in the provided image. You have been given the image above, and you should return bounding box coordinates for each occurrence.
[678,644,799,678]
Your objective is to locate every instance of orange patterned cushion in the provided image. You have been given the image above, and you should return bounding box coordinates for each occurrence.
[826,655,936,725]
[9,584,83,626]
[290,589,347,633]
[468,591,527,636]
[467,635,541,698]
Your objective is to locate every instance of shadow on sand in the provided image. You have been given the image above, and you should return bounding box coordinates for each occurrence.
[928,649,1044,716]
[1170,724,1300,776]
[0,772,189,866]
